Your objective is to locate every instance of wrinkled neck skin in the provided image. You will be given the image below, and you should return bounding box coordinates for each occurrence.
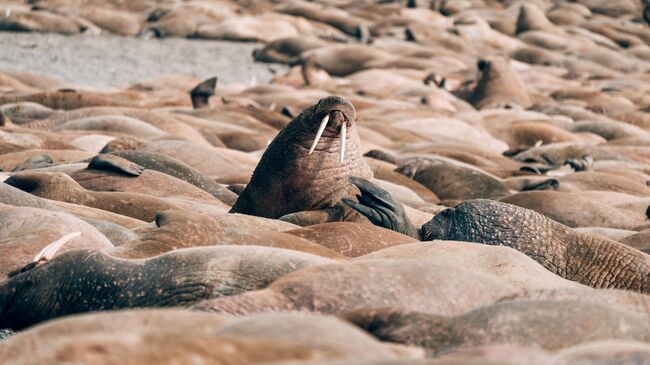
[421,200,650,291]
[231,104,373,219]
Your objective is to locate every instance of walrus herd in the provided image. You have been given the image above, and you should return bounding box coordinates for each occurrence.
[1,0,650,364]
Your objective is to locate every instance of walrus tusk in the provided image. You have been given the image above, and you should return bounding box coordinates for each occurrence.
[32,231,82,263]
[340,123,346,164]
[309,114,329,155]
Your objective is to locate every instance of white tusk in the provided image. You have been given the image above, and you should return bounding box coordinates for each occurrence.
[309,114,329,155]
[340,123,346,164]
[33,231,81,263]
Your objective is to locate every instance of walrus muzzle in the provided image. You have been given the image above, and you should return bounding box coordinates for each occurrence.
[308,110,349,164]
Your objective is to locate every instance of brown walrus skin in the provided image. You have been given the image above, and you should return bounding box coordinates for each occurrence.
[343,177,650,293]
[0,245,332,330]
[342,301,650,356]
[230,96,373,223]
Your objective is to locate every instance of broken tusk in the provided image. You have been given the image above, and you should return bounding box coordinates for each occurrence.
[309,114,329,155]
[340,123,346,164]
[33,231,82,263]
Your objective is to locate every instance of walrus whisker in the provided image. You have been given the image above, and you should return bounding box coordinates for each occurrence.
[309,114,329,155]
[33,231,82,263]
[340,123,346,164]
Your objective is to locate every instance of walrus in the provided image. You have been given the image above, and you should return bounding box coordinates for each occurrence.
[0,7,83,34]
[53,115,170,140]
[141,140,255,184]
[497,286,650,319]
[0,89,137,110]
[394,157,512,201]
[359,241,581,291]
[468,57,533,109]
[4,171,184,221]
[106,150,238,205]
[0,245,333,330]
[0,102,56,124]
[1,310,411,364]
[285,222,417,258]
[230,96,373,224]
[0,181,146,230]
[276,2,368,40]
[106,209,344,260]
[70,154,230,209]
[252,37,326,64]
[194,259,517,317]
[0,204,113,278]
[342,301,650,356]
[0,149,93,171]
[501,190,650,229]
[515,2,561,35]
[342,177,650,292]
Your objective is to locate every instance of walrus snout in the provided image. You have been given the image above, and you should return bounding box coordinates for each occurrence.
[315,96,356,123]
[309,96,357,163]
[422,208,455,240]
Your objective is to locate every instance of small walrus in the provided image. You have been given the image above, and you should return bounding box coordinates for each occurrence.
[230,96,373,224]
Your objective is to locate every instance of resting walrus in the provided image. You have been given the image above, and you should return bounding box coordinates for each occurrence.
[230,96,373,224]
[343,177,650,292]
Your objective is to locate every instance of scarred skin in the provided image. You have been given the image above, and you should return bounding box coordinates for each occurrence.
[344,177,650,293]
[0,246,332,330]
[230,96,373,222]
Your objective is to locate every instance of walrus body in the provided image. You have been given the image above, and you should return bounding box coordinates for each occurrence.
[344,178,650,293]
[230,96,372,222]
[0,245,333,330]
[344,301,650,356]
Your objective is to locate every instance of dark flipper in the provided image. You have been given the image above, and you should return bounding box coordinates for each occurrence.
[190,77,217,109]
[521,178,559,192]
[343,176,420,239]
[87,154,144,177]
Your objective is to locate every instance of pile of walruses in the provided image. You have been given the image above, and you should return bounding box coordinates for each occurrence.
[1,0,650,364]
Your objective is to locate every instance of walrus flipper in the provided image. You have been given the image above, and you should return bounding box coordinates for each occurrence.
[190,77,217,109]
[343,177,420,239]
[87,154,144,177]
[279,208,344,227]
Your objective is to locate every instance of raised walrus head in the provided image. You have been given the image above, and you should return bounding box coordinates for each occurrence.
[230,96,373,223]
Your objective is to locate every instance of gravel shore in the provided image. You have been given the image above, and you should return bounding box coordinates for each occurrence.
[0,32,284,89]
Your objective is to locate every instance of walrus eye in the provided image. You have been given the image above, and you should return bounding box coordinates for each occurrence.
[308,113,330,155]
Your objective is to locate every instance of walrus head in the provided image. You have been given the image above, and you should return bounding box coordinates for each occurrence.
[230,96,372,220]
[306,96,356,163]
